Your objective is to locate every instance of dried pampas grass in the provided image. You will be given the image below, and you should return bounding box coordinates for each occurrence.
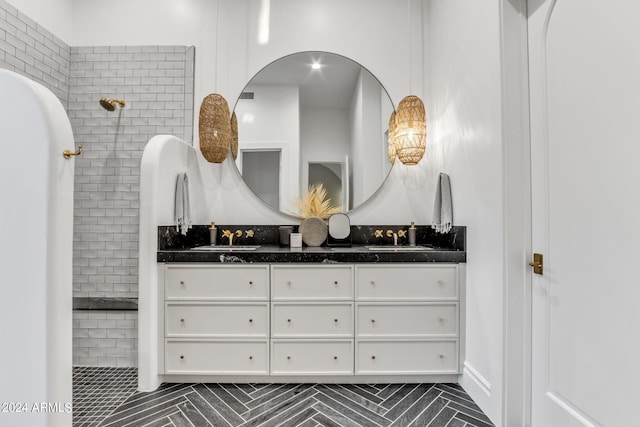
[293,183,342,219]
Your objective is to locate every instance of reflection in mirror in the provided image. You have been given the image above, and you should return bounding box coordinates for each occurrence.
[234,51,394,215]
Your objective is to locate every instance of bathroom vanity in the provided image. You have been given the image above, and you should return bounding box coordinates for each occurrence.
[151,225,466,385]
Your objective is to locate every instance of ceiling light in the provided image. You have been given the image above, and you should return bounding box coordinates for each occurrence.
[311,62,322,70]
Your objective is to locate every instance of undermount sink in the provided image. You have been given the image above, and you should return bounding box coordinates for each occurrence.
[190,245,261,251]
[365,245,434,251]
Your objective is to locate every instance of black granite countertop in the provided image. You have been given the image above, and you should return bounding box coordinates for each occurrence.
[157,224,466,264]
[158,245,465,264]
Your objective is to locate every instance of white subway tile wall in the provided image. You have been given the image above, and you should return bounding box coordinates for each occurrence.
[0,0,70,104]
[73,311,138,366]
[1,0,196,367]
[68,45,195,300]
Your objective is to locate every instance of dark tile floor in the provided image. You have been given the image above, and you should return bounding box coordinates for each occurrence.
[72,367,494,427]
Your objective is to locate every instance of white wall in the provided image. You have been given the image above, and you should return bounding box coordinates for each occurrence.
[6,0,73,42]
[427,0,504,424]
[0,70,74,427]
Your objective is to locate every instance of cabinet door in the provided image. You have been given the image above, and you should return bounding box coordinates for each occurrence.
[271,340,353,375]
[165,265,269,300]
[356,340,458,375]
[272,303,353,337]
[356,265,458,300]
[165,340,268,374]
[356,303,458,338]
[271,265,353,300]
[165,303,268,337]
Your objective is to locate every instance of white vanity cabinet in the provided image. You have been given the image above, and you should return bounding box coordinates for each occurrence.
[162,264,270,375]
[270,265,354,375]
[158,262,463,381]
[355,264,462,375]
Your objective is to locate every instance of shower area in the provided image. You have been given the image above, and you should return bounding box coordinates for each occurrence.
[68,45,196,368]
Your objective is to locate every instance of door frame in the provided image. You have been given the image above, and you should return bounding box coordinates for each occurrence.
[500,0,534,425]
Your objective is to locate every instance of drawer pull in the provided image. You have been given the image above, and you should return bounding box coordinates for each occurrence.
[287,356,291,360]
[180,318,185,323]
[333,356,338,360]
[287,281,292,286]
[439,318,445,323]
[439,354,445,359]
[334,318,338,323]
[287,319,292,323]
[179,280,185,286]
[371,319,376,323]
[249,281,253,285]
[180,355,184,360]
[438,280,445,286]
[249,319,253,323]
[371,355,376,360]
[370,280,375,285]
[249,356,253,360]
[333,281,338,285]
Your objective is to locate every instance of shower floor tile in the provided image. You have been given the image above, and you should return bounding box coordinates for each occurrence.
[72,366,137,427]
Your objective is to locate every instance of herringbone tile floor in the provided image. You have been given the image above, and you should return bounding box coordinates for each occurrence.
[73,368,494,427]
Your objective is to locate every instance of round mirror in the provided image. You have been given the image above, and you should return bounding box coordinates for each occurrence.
[234,51,394,215]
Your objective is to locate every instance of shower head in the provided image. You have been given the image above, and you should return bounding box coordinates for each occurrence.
[99,97,126,111]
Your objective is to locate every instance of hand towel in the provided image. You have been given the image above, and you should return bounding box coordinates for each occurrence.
[432,172,453,234]
[175,172,192,235]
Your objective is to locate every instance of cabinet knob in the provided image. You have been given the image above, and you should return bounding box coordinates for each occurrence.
[180,318,185,323]
[287,356,291,360]
[333,356,338,360]
[437,280,444,286]
[371,355,376,360]
[180,355,184,360]
[179,280,185,286]
[249,281,253,285]
[287,319,292,323]
[249,319,253,323]
[370,280,375,285]
[439,354,445,359]
[334,280,338,285]
[249,355,253,360]
[371,319,376,323]
[438,318,444,323]
[334,318,338,323]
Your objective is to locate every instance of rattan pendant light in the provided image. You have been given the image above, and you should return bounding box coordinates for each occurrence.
[394,95,426,165]
[199,93,231,163]
[230,111,238,160]
[388,110,398,164]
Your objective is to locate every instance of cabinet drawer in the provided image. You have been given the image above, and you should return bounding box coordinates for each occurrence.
[356,340,458,374]
[272,303,353,337]
[165,303,268,337]
[356,265,457,300]
[165,265,268,300]
[272,266,353,300]
[356,303,458,338]
[165,340,268,374]
[271,340,353,375]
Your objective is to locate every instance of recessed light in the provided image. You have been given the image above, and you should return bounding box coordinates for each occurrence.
[311,62,322,70]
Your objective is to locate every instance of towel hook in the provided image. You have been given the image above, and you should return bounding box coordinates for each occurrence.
[63,144,83,159]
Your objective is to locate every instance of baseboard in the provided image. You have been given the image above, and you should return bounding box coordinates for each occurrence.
[461,362,497,425]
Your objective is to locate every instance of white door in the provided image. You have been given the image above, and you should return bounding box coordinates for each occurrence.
[528,1,640,426]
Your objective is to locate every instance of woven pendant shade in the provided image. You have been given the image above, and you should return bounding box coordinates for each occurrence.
[199,93,231,163]
[395,95,426,165]
[388,110,397,164]
[230,111,238,160]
